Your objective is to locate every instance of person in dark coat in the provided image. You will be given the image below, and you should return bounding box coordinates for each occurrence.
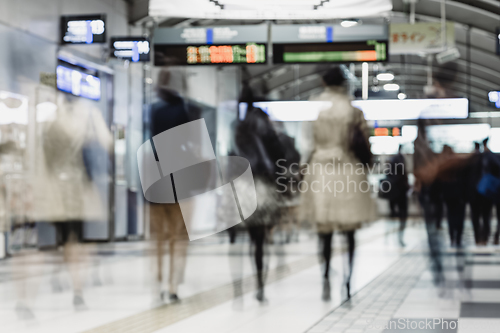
[234,107,286,302]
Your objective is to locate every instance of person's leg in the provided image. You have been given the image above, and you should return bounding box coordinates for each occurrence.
[389,200,397,218]
[398,196,408,247]
[420,192,443,284]
[149,204,166,302]
[318,231,333,301]
[318,232,333,279]
[167,204,188,301]
[445,200,457,246]
[481,200,493,244]
[495,203,500,245]
[435,200,443,230]
[470,200,481,245]
[248,225,267,301]
[455,201,466,247]
[62,222,87,310]
[344,230,356,299]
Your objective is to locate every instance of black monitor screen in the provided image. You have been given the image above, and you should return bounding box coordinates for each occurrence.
[61,14,106,44]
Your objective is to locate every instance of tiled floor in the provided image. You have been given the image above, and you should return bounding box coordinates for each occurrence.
[2,219,500,333]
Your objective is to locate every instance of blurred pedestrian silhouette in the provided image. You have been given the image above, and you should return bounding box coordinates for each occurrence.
[301,66,376,301]
[234,107,286,302]
[148,69,191,304]
[383,145,409,247]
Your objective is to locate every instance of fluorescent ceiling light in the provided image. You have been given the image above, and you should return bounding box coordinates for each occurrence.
[398,93,407,100]
[383,83,400,91]
[341,19,359,28]
[376,73,394,81]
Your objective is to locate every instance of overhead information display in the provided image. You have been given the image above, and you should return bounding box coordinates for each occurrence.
[154,25,267,66]
[110,37,150,62]
[60,14,106,44]
[272,24,388,64]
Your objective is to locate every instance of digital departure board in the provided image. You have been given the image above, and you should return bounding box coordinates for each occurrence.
[272,24,389,64]
[61,14,106,44]
[154,25,268,66]
[273,40,388,64]
[154,43,266,66]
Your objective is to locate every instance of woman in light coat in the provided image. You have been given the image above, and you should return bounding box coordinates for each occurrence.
[301,67,376,301]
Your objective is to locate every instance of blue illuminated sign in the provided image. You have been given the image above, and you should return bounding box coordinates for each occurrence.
[489,91,500,109]
[56,65,101,101]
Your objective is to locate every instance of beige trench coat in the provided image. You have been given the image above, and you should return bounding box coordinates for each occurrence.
[31,101,112,222]
[300,87,377,233]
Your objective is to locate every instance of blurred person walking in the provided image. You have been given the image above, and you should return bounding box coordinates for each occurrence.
[34,93,112,312]
[148,69,192,303]
[466,142,484,245]
[234,107,286,302]
[301,67,376,301]
[413,119,444,285]
[381,145,409,247]
[475,138,500,245]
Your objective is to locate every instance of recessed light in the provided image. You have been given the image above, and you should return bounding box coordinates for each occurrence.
[376,73,394,81]
[384,84,400,91]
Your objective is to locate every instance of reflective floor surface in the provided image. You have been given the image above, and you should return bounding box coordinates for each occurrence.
[1,219,500,333]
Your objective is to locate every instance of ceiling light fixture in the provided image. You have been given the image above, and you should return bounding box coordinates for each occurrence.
[398,93,407,100]
[376,73,394,81]
[383,83,400,91]
[340,19,359,28]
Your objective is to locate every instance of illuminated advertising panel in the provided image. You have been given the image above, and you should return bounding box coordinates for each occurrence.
[56,65,101,101]
[60,14,106,44]
[154,25,268,66]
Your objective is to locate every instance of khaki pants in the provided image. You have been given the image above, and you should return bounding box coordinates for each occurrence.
[150,203,189,294]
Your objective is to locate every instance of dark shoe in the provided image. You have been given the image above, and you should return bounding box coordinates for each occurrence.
[15,303,35,320]
[345,282,351,300]
[73,295,87,311]
[322,279,331,301]
[169,293,180,303]
[494,232,500,245]
[256,288,265,302]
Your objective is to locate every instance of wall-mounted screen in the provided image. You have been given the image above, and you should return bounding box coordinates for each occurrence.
[154,43,266,66]
[61,14,106,44]
[273,40,388,64]
[56,65,101,101]
[111,37,150,62]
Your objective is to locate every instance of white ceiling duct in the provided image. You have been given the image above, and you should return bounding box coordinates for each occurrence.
[149,0,392,20]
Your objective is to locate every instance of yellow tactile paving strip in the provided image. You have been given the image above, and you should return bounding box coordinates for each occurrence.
[83,224,402,333]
